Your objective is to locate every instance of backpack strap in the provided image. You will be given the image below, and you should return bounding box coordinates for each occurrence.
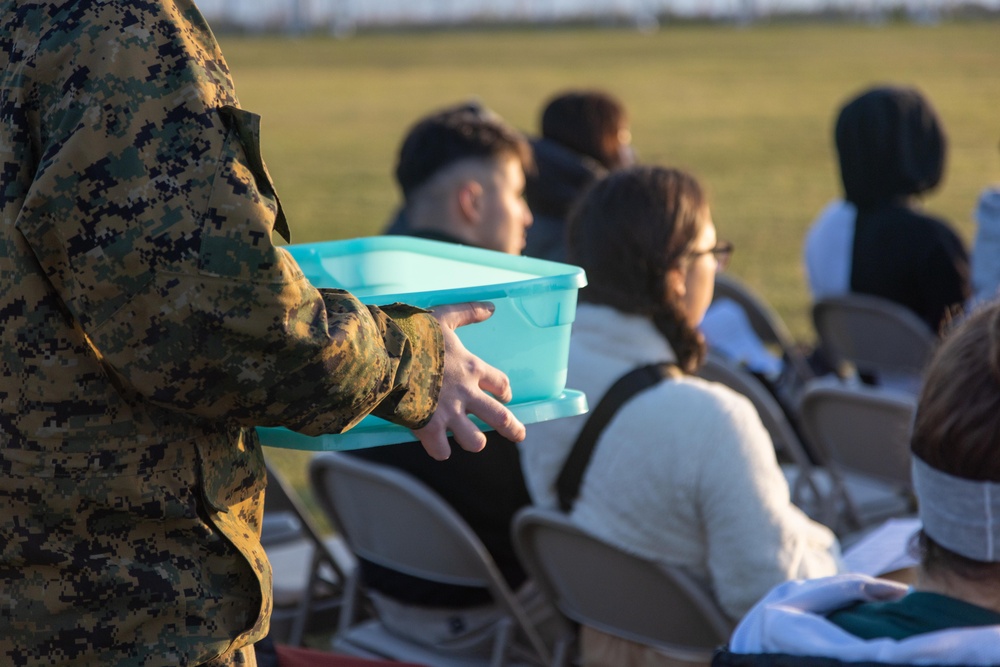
[556,362,678,512]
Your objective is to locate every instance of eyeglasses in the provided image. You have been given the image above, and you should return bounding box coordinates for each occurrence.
[687,241,734,272]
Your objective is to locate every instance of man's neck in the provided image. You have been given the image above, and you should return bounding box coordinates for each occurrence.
[404,227,472,247]
[916,566,1000,614]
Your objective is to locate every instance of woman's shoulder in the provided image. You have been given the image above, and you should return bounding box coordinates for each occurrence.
[667,373,756,408]
[632,371,761,431]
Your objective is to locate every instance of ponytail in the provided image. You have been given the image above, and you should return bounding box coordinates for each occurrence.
[651,299,706,374]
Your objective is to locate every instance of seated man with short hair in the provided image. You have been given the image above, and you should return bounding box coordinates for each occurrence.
[346,107,550,653]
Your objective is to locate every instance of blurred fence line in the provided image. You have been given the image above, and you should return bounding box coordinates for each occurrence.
[196,0,997,32]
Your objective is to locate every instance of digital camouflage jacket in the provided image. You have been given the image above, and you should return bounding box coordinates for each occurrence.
[0,1,444,664]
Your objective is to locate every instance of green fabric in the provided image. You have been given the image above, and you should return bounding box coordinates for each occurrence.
[827,591,1000,640]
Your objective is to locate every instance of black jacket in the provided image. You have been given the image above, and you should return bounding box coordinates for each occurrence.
[523,137,606,263]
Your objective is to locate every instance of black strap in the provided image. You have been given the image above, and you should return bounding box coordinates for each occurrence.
[556,362,677,512]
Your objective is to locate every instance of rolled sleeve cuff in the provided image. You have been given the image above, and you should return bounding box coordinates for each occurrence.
[370,303,444,429]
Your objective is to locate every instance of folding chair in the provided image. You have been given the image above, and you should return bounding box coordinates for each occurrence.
[711,273,815,389]
[513,507,733,667]
[263,459,355,646]
[309,452,551,667]
[812,293,937,392]
[798,378,918,533]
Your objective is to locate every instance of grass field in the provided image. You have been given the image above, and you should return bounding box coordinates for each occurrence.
[220,20,1000,338]
[219,21,1000,503]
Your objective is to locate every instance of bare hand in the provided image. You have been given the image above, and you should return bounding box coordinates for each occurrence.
[412,302,526,460]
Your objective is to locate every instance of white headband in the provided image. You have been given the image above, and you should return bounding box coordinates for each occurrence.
[912,455,1000,562]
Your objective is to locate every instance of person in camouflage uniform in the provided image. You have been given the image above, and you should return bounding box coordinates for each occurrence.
[0,1,523,665]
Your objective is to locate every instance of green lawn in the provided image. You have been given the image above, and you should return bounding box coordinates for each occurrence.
[222,21,999,338]
[219,21,1000,500]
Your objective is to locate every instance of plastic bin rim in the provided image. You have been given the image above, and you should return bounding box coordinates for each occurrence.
[284,236,588,302]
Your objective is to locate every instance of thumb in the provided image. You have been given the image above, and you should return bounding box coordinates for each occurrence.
[431,301,495,330]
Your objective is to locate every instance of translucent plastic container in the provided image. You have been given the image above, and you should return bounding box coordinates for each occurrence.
[257,236,588,451]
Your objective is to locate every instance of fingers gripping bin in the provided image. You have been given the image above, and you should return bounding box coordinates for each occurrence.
[257,236,588,451]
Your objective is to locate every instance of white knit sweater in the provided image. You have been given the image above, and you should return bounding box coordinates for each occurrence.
[520,303,842,620]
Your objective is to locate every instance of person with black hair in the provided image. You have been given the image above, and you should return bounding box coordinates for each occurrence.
[387,109,534,254]
[715,301,1000,666]
[381,99,501,236]
[804,85,970,334]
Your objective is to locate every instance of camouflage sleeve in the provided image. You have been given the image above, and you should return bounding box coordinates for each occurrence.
[12,0,443,433]
[369,303,444,427]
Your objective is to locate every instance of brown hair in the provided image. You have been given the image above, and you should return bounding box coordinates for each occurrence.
[912,304,1000,480]
[912,302,1000,576]
[567,166,708,372]
[541,90,629,170]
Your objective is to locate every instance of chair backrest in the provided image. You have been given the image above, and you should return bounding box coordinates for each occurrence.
[309,452,551,664]
[713,274,795,352]
[311,451,509,586]
[798,378,917,491]
[513,507,733,663]
[695,355,827,517]
[712,274,815,385]
[812,293,937,383]
[264,460,348,565]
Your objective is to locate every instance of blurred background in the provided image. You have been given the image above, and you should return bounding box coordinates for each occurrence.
[198,0,997,31]
[201,2,1000,343]
[205,0,998,532]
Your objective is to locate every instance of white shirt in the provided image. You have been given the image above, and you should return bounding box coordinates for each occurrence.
[972,187,1000,308]
[804,199,857,299]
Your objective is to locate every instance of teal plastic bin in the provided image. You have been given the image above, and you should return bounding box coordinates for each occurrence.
[257,236,588,451]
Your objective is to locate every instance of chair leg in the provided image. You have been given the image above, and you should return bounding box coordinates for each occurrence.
[336,569,363,637]
[489,618,514,667]
[287,546,324,646]
[551,636,573,667]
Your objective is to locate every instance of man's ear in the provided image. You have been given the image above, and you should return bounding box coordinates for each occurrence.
[457,180,484,224]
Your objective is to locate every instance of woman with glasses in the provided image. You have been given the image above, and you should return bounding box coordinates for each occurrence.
[519,166,842,666]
